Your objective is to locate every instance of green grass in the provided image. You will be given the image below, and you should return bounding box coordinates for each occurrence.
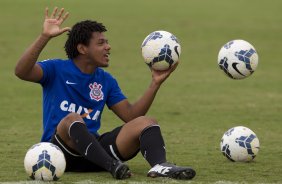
[1,0,282,183]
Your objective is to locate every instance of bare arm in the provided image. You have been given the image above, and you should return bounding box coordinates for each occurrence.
[111,63,178,122]
[14,7,70,82]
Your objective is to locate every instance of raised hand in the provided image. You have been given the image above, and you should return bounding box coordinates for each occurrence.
[42,7,71,38]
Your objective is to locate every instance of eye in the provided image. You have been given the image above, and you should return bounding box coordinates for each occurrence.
[98,40,106,45]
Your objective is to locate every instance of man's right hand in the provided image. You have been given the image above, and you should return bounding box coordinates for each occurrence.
[15,7,70,82]
[42,7,71,38]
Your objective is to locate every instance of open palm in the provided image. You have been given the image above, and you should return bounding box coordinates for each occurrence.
[42,7,71,38]
[151,62,179,85]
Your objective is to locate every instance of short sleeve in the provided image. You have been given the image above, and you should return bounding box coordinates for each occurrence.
[37,59,56,86]
[106,76,127,108]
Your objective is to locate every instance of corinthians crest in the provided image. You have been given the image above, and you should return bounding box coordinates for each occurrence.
[89,82,104,101]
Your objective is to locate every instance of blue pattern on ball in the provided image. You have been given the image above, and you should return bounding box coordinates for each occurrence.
[235,48,256,72]
[150,44,174,67]
[31,150,58,181]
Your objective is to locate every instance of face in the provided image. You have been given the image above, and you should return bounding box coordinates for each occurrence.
[85,32,111,67]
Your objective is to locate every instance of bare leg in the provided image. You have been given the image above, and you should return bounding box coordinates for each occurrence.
[116,116,158,159]
[116,116,166,167]
[56,112,84,149]
[55,113,130,179]
[116,116,196,180]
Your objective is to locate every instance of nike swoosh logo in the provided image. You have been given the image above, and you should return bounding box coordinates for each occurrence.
[66,80,77,85]
[174,46,180,58]
[232,63,245,76]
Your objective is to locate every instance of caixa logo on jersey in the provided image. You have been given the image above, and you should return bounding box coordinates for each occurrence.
[89,82,104,101]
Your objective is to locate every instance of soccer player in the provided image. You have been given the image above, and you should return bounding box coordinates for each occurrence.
[15,7,196,180]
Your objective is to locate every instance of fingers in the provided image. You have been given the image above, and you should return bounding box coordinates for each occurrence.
[45,7,70,24]
[45,7,49,19]
[59,12,70,24]
[170,62,179,72]
[50,7,58,19]
[56,8,64,20]
[60,27,72,33]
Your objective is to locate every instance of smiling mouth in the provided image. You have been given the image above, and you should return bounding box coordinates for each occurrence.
[104,53,110,59]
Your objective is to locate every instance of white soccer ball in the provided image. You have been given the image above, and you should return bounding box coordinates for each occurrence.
[141,30,181,71]
[24,142,66,181]
[220,126,260,162]
[218,39,259,79]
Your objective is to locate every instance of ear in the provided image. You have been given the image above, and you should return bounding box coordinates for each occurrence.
[77,44,88,55]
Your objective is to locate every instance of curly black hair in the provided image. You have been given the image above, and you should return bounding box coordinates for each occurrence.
[64,20,107,59]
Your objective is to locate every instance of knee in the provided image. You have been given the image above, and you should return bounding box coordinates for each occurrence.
[63,112,83,123]
[137,116,158,128]
[57,113,84,134]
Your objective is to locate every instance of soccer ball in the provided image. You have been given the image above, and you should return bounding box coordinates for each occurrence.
[220,126,260,162]
[24,142,66,181]
[141,30,181,71]
[218,39,259,79]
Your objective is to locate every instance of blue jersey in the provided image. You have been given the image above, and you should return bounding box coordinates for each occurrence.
[37,59,126,142]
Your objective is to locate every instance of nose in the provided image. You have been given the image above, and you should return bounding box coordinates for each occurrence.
[106,43,111,50]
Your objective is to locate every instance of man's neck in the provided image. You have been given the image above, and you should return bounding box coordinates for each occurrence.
[73,58,97,74]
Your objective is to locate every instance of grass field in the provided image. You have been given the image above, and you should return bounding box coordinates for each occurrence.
[0,0,282,183]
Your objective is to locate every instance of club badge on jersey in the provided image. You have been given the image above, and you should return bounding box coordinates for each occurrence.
[89,82,104,101]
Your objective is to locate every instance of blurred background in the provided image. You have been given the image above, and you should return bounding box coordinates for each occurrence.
[0,0,281,183]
